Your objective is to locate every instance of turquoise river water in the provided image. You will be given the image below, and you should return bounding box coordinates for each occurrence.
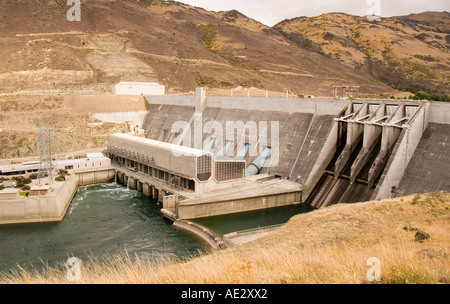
[0,183,313,274]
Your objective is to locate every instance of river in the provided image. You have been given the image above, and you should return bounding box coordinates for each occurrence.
[0,182,314,275]
[0,183,207,274]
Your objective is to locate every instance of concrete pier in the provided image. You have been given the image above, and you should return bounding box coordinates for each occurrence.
[0,168,115,225]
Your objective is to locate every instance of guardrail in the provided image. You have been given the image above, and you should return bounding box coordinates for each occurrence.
[232,223,283,235]
[222,224,283,248]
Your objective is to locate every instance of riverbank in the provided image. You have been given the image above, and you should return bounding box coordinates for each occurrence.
[1,191,448,283]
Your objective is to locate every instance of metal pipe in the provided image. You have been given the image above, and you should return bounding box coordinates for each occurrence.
[245,147,271,176]
[203,138,216,152]
[235,144,250,160]
[216,140,233,157]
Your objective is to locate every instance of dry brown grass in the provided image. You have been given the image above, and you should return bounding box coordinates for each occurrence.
[1,192,449,284]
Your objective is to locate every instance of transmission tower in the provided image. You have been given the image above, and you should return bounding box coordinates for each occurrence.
[37,116,56,186]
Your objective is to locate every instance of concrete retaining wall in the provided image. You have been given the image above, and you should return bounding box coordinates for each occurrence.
[77,169,116,186]
[176,191,301,220]
[146,94,348,116]
[111,82,165,96]
[0,168,115,225]
[372,105,427,199]
[93,111,148,128]
[428,102,450,124]
[397,123,450,195]
[0,174,78,225]
[173,219,225,250]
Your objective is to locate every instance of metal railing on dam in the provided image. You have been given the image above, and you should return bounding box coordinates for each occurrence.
[223,224,283,248]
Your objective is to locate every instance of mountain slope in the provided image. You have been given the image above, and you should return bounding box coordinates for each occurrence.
[0,0,394,97]
[275,12,450,96]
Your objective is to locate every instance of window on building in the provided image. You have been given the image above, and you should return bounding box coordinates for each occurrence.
[197,154,212,182]
[215,161,245,182]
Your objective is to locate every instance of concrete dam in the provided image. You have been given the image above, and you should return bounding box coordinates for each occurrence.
[106,88,449,220]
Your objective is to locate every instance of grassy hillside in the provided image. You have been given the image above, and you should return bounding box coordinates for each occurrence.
[275,12,450,97]
[1,191,448,284]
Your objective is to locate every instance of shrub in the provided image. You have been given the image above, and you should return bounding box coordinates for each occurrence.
[415,33,429,41]
[29,173,38,180]
[13,176,32,188]
[55,176,65,182]
[413,91,450,102]
[415,91,430,100]
[22,185,31,191]
[58,170,68,177]
[323,32,336,40]
[197,24,218,52]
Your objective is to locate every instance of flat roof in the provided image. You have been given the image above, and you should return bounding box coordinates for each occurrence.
[0,164,39,171]
[180,177,301,205]
[114,82,164,86]
[215,156,246,162]
[86,152,105,158]
[109,133,210,158]
[0,188,19,194]
[54,157,110,165]
[30,185,50,191]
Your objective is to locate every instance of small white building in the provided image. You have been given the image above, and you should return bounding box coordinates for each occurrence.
[54,156,111,172]
[0,188,20,200]
[110,82,165,96]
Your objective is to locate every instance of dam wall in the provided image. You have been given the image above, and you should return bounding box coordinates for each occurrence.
[144,93,340,193]
[397,123,450,196]
[147,95,348,115]
[372,104,427,199]
[143,92,450,207]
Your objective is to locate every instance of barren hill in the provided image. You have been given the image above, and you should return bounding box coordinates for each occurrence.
[275,11,450,96]
[0,0,394,97]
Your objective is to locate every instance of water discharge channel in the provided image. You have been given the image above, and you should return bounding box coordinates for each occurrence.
[0,183,313,274]
[0,183,206,274]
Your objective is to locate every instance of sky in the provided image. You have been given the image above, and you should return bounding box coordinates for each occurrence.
[173,0,450,26]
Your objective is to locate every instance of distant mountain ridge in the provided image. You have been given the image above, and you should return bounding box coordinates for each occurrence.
[0,1,447,97]
[274,11,450,96]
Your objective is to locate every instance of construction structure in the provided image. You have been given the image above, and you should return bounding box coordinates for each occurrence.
[332,85,360,99]
[110,82,165,96]
[106,133,301,219]
[102,87,449,220]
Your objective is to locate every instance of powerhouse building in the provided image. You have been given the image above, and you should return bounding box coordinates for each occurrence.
[106,133,246,193]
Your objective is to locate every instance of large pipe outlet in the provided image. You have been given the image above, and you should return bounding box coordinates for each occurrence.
[245,147,271,177]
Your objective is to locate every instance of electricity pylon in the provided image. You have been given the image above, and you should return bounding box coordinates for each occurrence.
[37,116,56,186]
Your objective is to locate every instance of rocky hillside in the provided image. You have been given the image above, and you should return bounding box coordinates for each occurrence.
[275,12,450,97]
[0,0,395,97]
